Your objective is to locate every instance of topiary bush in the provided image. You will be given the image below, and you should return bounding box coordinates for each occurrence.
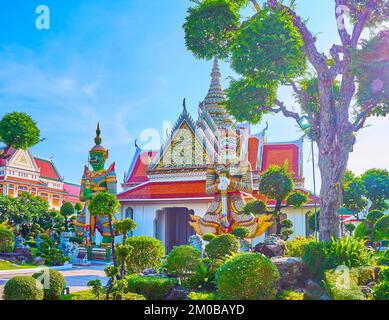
[202,233,216,242]
[324,268,365,300]
[373,267,389,300]
[33,268,66,300]
[3,276,44,300]
[374,215,389,241]
[215,253,280,300]
[231,227,250,239]
[285,236,316,258]
[126,274,178,300]
[303,241,334,281]
[277,290,304,300]
[354,221,371,240]
[165,245,201,280]
[366,210,385,225]
[125,236,165,274]
[205,234,240,261]
[0,228,15,253]
[188,291,218,300]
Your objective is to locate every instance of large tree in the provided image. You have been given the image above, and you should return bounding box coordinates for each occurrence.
[0,112,41,151]
[184,0,388,241]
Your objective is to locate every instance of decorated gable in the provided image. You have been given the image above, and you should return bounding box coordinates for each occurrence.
[155,121,210,169]
[8,149,39,172]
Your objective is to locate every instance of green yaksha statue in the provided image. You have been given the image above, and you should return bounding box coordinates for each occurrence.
[74,123,117,247]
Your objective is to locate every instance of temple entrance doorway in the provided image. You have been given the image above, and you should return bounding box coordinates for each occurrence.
[156,207,195,252]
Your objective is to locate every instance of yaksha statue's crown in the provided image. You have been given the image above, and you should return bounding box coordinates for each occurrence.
[89,123,109,160]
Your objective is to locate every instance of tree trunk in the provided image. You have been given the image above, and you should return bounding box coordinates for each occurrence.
[274,200,282,235]
[317,75,354,242]
[108,215,117,269]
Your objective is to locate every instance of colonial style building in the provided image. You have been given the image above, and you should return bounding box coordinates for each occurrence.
[0,147,80,209]
[118,59,319,250]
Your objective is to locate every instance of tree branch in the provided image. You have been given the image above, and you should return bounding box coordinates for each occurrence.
[267,0,328,73]
[329,44,346,76]
[335,0,352,47]
[265,100,301,120]
[250,0,261,12]
[351,0,378,48]
[352,100,380,131]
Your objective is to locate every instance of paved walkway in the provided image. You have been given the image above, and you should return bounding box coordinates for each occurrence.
[0,265,109,299]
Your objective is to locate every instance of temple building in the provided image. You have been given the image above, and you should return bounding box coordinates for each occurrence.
[117,59,318,251]
[0,147,80,209]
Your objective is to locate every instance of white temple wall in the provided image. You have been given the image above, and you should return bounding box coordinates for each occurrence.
[120,202,310,248]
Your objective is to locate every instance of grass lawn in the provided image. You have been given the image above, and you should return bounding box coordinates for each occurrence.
[61,290,146,300]
[0,260,37,271]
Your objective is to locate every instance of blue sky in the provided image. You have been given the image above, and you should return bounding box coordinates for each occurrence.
[0,0,388,191]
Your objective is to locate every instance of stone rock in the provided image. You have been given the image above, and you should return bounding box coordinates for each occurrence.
[303,280,326,300]
[14,248,33,261]
[254,236,286,257]
[164,286,189,300]
[271,256,304,290]
[33,257,45,265]
[319,294,331,300]
[188,235,205,257]
[239,239,251,252]
[142,268,156,275]
[360,286,373,295]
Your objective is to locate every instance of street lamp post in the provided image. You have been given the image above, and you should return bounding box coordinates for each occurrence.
[297,116,318,239]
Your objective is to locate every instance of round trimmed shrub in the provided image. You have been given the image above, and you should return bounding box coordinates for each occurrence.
[125,236,165,273]
[231,227,250,239]
[285,236,316,258]
[205,234,240,260]
[215,253,280,300]
[126,274,178,300]
[166,245,201,279]
[375,215,389,241]
[33,268,66,300]
[0,228,15,253]
[203,233,216,242]
[354,222,371,240]
[4,276,44,300]
[366,210,384,225]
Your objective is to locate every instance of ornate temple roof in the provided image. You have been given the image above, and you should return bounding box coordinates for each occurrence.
[119,59,311,202]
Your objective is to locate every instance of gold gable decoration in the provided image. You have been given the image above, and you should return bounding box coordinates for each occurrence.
[156,122,209,169]
[11,150,36,170]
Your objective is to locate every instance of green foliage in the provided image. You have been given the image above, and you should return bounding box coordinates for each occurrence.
[375,250,389,266]
[88,192,120,217]
[231,6,306,82]
[226,78,276,124]
[0,112,41,149]
[327,237,373,268]
[69,236,84,245]
[285,236,316,258]
[0,222,15,253]
[361,169,389,211]
[87,280,103,300]
[74,202,83,213]
[324,269,365,300]
[294,76,341,115]
[60,202,74,218]
[205,234,240,260]
[259,164,294,202]
[302,241,334,281]
[375,215,389,241]
[183,259,216,292]
[188,291,218,300]
[373,266,389,300]
[343,170,368,214]
[352,31,389,114]
[3,276,44,300]
[33,269,66,300]
[126,275,178,300]
[125,236,165,274]
[366,210,385,225]
[281,219,293,229]
[344,223,356,236]
[231,227,250,239]
[242,200,267,215]
[41,247,69,267]
[114,218,137,238]
[166,245,202,279]
[202,233,216,242]
[308,209,320,232]
[184,0,241,60]
[354,221,371,240]
[277,290,304,300]
[215,253,280,300]
[286,191,308,208]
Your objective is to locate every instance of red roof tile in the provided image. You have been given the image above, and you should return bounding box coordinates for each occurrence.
[118,180,209,200]
[261,144,299,176]
[35,158,62,181]
[63,182,81,198]
[125,151,157,184]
